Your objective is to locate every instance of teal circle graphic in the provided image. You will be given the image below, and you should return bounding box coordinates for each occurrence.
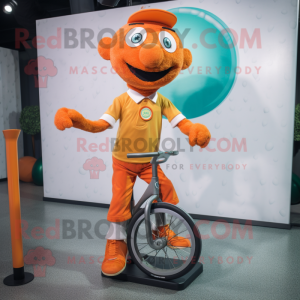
[160,7,238,119]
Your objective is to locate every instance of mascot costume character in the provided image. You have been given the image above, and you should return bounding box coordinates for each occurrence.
[54,9,211,277]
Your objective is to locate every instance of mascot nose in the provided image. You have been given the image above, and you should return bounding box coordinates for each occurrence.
[139,43,164,68]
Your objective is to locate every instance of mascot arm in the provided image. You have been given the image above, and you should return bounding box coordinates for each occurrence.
[177,119,211,148]
[54,108,110,133]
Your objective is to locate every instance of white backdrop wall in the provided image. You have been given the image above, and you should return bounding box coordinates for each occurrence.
[37,0,299,226]
[0,47,23,179]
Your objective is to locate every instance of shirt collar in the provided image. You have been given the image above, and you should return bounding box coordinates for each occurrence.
[127,89,158,104]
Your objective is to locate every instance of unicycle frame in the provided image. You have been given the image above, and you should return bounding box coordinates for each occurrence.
[127,151,179,251]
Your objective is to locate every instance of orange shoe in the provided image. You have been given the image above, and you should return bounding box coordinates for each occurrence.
[101,240,128,276]
[152,224,191,249]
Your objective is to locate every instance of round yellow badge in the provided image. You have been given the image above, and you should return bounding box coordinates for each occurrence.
[139,106,153,121]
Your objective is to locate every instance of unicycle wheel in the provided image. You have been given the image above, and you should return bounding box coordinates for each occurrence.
[127,203,202,280]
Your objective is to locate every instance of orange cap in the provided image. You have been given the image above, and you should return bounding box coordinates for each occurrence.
[128,9,177,28]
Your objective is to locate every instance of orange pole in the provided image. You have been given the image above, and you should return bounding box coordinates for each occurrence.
[3,129,24,270]
[3,129,34,286]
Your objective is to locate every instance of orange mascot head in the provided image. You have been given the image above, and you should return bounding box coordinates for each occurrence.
[97,9,192,96]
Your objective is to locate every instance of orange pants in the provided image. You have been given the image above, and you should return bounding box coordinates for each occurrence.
[107,157,179,222]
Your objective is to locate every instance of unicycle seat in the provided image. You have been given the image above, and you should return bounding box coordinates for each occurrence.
[127,151,179,159]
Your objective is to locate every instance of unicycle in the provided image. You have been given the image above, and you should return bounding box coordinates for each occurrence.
[126,151,202,280]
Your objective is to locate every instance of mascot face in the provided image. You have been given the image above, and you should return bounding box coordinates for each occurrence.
[98,9,192,92]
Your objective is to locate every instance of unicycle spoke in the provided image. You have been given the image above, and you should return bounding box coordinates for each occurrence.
[142,248,157,258]
[153,248,162,269]
[169,215,181,230]
[157,212,168,238]
[172,246,181,260]
[165,247,176,269]
[167,228,188,243]
[137,244,150,252]
[176,247,191,255]
[163,248,167,270]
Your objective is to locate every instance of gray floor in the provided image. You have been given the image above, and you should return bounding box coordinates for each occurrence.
[0,181,300,300]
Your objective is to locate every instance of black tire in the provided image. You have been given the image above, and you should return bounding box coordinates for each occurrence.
[127,202,202,280]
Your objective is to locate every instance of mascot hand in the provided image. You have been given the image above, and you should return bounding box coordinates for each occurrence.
[189,123,211,147]
[177,119,211,148]
[54,108,80,130]
[54,107,110,133]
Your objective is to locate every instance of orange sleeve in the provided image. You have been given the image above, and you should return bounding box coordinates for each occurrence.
[105,97,122,120]
[161,96,181,122]
[100,96,123,128]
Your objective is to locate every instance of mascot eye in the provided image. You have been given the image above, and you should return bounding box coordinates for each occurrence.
[131,33,142,44]
[163,37,172,49]
[126,27,147,47]
[159,31,177,53]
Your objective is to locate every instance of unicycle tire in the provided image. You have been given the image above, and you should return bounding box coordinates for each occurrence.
[127,202,202,280]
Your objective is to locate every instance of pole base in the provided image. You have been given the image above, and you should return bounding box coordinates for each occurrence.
[3,272,34,286]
